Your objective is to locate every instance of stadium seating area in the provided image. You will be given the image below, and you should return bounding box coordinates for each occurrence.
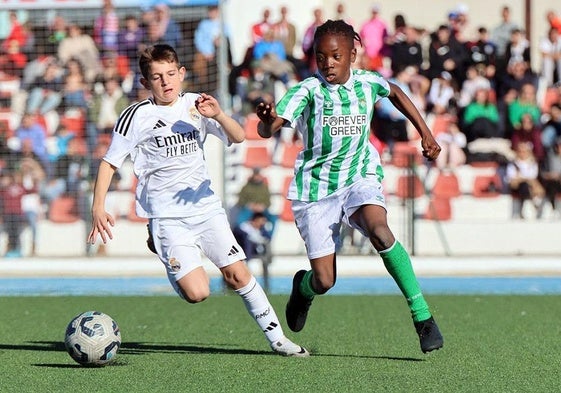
[2,3,561,258]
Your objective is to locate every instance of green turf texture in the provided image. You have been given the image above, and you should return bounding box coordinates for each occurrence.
[0,294,558,393]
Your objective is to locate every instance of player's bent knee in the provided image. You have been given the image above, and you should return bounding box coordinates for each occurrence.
[175,267,211,303]
[179,286,210,304]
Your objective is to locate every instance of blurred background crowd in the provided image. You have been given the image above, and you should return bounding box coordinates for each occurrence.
[1,0,561,258]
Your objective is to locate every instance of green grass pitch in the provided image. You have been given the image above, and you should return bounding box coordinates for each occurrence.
[0,294,559,393]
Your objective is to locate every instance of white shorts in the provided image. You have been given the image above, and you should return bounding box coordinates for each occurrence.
[292,176,386,259]
[150,210,246,286]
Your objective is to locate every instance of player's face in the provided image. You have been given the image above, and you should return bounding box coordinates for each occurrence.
[315,34,356,85]
[142,61,185,106]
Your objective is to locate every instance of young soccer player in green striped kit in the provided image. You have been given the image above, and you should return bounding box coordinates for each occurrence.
[256,20,443,353]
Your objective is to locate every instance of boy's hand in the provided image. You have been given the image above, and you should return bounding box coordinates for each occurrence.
[195,93,221,118]
[421,134,441,161]
[256,102,277,124]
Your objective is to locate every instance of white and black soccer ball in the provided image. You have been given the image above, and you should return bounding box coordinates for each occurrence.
[64,311,121,366]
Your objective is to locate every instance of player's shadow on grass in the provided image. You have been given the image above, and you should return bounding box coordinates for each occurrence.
[0,341,425,363]
[120,341,268,356]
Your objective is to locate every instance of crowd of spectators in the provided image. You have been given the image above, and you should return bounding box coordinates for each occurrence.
[1,2,561,257]
[231,3,561,222]
[0,1,182,256]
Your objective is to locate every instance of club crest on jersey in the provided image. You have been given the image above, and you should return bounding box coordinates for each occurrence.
[169,257,181,272]
[189,106,201,122]
[322,114,367,137]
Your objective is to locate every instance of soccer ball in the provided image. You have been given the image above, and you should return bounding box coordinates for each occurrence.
[64,311,121,366]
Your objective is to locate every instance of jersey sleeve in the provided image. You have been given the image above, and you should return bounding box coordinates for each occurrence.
[202,117,232,146]
[103,102,143,168]
[275,83,312,127]
[369,71,391,103]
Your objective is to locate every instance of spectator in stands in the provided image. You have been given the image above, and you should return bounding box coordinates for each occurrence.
[427,24,467,84]
[93,0,120,55]
[58,23,101,83]
[14,113,48,165]
[250,8,272,45]
[1,10,27,53]
[333,2,352,24]
[94,52,132,87]
[506,142,545,219]
[60,58,89,111]
[47,124,74,162]
[86,75,129,154]
[462,88,512,162]
[192,5,230,94]
[491,5,519,71]
[507,82,541,136]
[511,113,545,164]
[372,65,415,148]
[462,88,500,141]
[26,60,63,115]
[253,28,287,63]
[542,103,561,151]
[390,26,424,76]
[385,14,408,49]
[540,137,561,216]
[538,27,561,87]
[0,170,26,257]
[118,14,145,68]
[18,144,45,255]
[426,71,458,115]
[434,119,466,170]
[272,5,308,80]
[46,16,67,56]
[233,168,274,228]
[0,38,27,79]
[504,28,531,71]
[466,27,497,81]
[152,3,182,51]
[273,6,296,57]
[20,21,35,60]
[233,211,272,262]
[301,8,324,73]
[359,4,389,71]
[447,3,471,44]
[497,58,539,133]
[497,58,539,101]
[546,10,561,34]
[458,64,493,110]
[253,29,295,85]
[240,60,275,116]
[42,136,88,205]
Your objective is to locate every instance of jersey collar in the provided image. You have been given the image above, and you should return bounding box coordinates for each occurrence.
[317,69,354,92]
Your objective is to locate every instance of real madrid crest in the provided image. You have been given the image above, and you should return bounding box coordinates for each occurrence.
[190,106,201,122]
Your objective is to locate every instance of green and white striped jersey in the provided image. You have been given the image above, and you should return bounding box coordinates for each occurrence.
[276,69,390,202]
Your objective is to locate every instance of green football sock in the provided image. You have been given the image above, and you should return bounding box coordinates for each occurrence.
[380,241,431,322]
[299,270,316,300]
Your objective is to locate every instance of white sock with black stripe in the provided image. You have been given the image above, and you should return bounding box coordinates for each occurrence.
[235,276,284,344]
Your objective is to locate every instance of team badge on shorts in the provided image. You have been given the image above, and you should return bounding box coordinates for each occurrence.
[169,257,181,272]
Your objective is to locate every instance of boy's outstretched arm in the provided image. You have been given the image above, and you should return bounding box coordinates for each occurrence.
[256,102,285,139]
[387,82,441,161]
[88,160,117,245]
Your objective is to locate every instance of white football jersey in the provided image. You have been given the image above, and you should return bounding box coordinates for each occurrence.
[103,93,230,218]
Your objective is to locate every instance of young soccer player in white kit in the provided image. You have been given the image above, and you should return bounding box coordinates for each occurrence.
[87,44,308,357]
[256,20,444,353]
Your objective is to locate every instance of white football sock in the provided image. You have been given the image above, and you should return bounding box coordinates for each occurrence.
[235,276,284,344]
